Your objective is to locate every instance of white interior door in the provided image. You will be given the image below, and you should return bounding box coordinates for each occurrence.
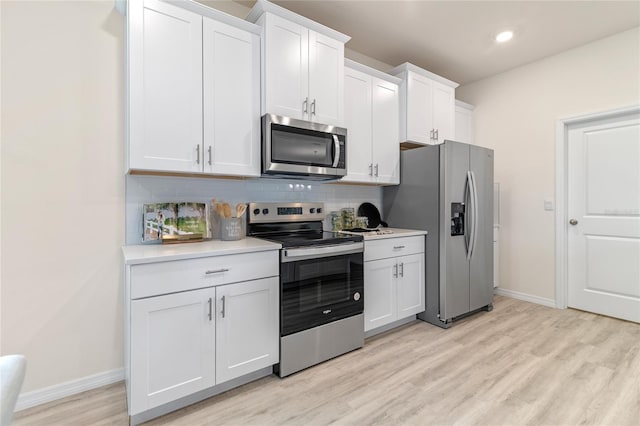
[567,112,640,323]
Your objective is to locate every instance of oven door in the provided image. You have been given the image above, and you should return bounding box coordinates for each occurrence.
[280,247,363,336]
[262,114,346,179]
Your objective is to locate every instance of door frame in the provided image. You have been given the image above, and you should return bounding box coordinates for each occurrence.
[554,104,640,309]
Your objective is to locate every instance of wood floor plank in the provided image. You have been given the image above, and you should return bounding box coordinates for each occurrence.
[14,296,640,426]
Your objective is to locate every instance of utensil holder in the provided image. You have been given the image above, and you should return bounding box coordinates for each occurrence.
[220,217,245,241]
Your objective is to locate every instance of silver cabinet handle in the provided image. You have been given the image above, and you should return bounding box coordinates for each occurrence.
[429,129,434,141]
[369,163,373,176]
[311,98,316,115]
[393,263,398,278]
[435,129,439,141]
[374,163,379,177]
[205,268,229,275]
[569,219,578,225]
[399,262,404,277]
[196,145,200,164]
[221,296,226,318]
[393,245,405,250]
[303,97,308,114]
[332,134,340,168]
[207,297,212,321]
[207,146,212,165]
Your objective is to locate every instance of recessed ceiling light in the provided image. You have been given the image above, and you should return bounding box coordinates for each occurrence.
[496,31,513,43]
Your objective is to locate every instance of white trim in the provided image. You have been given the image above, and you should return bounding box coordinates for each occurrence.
[494,288,556,308]
[455,99,475,111]
[388,62,459,88]
[344,58,402,85]
[15,368,125,412]
[554,104,640,310]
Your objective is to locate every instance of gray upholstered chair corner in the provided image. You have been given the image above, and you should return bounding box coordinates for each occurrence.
[0,355,27,426]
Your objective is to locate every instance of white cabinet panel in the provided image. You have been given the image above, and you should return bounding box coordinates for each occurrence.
[372,77,400,184]
[308,32,344,126]
[343,62,399,185]
[344,67,373,183]
[262,13,344,126]
[129,0,203,173]
[216,277,279,384]
[364,258,396,332]
[432,82,455,143]
[396,253,425,317]
[130,287,215,414]
[263,14,309,120]
[203,18,260,176]
[406,71,433,145]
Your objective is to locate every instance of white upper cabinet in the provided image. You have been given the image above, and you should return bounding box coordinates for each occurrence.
[343,60,399,185]
[127,0,261,176]
[390,62,458,147]
[129,0,203,173]
[455,99,475,144]
[248,0,350,127]
[203,17,261,176]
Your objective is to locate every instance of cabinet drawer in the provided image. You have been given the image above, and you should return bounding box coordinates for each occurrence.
[364,236,425,262]
[130,250,279,299]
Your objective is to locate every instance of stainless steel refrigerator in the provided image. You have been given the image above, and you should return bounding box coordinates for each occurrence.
[383,140,494,328]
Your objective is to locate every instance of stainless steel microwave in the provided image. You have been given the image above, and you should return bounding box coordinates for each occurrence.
[262,114,347,180]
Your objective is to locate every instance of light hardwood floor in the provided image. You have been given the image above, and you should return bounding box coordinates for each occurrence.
[14,296,640,425]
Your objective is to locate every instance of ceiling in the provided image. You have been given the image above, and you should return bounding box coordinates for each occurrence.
[232,1,640,85]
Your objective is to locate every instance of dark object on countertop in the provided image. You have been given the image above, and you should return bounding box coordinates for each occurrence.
[357,202,388,228]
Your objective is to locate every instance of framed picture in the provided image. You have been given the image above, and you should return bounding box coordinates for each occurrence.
[142,202,210,242]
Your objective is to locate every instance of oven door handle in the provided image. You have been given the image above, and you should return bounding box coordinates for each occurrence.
[282,242,364,262]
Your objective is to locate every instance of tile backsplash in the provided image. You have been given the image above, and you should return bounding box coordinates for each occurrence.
[125,175,382,245]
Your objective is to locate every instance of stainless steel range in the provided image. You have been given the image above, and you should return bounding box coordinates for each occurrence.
[247,202,364,377]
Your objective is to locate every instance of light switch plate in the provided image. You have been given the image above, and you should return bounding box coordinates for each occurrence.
[544,199,554,211]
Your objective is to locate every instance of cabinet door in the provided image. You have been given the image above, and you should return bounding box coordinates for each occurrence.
[216,277,279,384]
[364,258,397,331]
[263,14,309,120]
[455,104,473,144]
[129,0,203,172]
[343,67,373,183]
[405,71,433,145]
[308,31,344,126]
[372,77,400,184]
[130,287,215,414]
[203,18,260,177]
[396,253,426,319]
[432,81,455,143]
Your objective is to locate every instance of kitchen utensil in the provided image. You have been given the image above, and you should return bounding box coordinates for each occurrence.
[357,202,387,228]
[222,203,232,219]
[215,203,226,219]
[236,203,247,218]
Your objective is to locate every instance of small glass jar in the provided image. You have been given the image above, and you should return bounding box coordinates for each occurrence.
[355,216,369,229]
[329,211,343,232]
[341,207,355,229]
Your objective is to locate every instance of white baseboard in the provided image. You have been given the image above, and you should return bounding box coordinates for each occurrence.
[494,287,556,308]
[16,368,124,412]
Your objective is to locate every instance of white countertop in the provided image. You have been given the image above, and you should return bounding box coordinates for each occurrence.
[340,227,427,241]
[123,237,282,265]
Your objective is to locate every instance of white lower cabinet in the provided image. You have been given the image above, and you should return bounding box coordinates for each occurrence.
[215,277,279,384]
[364,236,425,332]
[131,288,216,412]
[126,250,279,416]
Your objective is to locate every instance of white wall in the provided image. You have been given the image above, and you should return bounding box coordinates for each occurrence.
[457,27,640,301]
[1,1,125,392]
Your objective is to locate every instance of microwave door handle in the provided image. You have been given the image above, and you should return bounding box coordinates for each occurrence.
[332,135,340,168]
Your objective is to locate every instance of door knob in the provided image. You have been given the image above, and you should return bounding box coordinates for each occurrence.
[569,219,578,225]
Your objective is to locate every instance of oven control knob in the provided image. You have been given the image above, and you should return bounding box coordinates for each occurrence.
[262,208,269,215]
[353,292,361,301]
[317,208,323,214]
[310,208,315,213]
[253,208,260,215]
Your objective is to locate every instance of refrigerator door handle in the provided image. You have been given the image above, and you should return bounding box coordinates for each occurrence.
[465,171,473,260]
[468,170,479,260]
